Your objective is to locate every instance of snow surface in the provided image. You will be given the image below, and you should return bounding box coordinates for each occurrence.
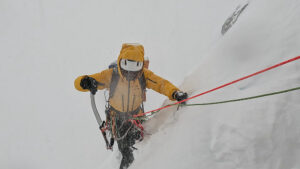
[1,0,300,169]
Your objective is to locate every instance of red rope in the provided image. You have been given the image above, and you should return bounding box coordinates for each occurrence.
[129,119,144,139]
[134,56,300,118]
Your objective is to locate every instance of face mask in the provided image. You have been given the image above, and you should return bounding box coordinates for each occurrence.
[121,69,140,81]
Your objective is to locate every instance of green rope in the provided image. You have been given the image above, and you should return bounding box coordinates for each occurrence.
[133,86,300,120]
[183,86,300,106]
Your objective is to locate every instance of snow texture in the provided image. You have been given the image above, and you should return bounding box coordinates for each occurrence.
[1,0,300,169]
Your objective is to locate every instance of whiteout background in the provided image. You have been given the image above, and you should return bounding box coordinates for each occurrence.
[1,0,300,169]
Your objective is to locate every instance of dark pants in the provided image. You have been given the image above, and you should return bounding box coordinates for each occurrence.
[116,119,141,169]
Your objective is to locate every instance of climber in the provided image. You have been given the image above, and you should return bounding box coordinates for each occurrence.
[74,43,187,169]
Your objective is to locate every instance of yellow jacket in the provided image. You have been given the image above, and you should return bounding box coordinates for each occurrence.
[74,44,179,114]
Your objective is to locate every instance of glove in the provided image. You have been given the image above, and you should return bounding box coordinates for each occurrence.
[173,91,188,103]
[80,76,98,94]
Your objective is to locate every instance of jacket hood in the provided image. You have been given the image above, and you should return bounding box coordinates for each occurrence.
[117,43,145,78]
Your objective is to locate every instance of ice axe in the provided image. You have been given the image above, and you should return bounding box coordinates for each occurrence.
[89,81,114,150]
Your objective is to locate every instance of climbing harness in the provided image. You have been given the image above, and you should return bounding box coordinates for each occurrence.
[111,119,144,141]
[90,90,145,149]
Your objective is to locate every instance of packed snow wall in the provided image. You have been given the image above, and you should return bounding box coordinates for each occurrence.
[1,0,300,169]
[129,0,300,169]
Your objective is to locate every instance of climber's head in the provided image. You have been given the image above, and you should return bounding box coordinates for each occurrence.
[117,43,144,81]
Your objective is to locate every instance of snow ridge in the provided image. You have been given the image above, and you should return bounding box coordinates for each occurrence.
[129,0,300,169]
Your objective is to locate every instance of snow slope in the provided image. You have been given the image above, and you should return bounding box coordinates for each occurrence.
[0,0,236,168]
[129,1,300,169]
[1,0,300,169]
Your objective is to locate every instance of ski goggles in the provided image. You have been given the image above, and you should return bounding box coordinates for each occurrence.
[120,59,143,71]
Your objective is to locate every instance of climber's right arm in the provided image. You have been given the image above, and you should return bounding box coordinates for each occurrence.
[74,69,113,92]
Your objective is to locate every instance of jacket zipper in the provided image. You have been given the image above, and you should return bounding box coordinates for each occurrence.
[122,95,125,112]
[127,81,130,112]
[132,95,136,111]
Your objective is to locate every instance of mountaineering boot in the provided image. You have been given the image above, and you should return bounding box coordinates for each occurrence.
[119,146,134,169]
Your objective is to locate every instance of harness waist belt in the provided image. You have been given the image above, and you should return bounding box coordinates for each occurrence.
[110,106,141,121]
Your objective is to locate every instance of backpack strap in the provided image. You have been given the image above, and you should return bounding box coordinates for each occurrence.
[138,73,146,113]
[109,67,120,99]
[138,73,146,94]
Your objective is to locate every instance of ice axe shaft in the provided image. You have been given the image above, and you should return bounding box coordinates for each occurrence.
[90,92,103,126]
[90,92,113,150]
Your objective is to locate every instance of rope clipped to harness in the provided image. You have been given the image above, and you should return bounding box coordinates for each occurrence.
[129,119,144,141]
